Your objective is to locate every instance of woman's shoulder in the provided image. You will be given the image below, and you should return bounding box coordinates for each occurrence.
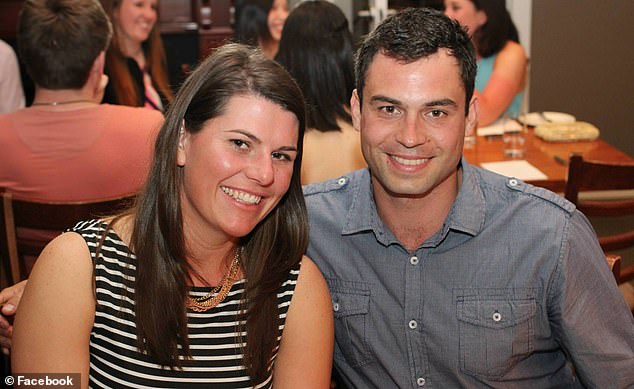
[498,40,527,62]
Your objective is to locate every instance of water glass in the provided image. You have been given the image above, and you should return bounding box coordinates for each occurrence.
[502,115,526,158]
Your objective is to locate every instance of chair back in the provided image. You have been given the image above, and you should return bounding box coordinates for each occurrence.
[564,154,634,283]
[0,190,135,285]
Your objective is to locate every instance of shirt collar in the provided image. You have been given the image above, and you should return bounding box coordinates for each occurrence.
[340,159,486,246]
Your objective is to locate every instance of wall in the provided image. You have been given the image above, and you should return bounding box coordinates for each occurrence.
[530,0,634,157]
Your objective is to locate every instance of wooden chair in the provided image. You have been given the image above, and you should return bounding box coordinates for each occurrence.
[564,154,634,283]
[606,254,621,283]
[0,190,135,286]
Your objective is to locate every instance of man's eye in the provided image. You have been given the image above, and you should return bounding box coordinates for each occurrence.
[379,106,398,115]
[429,109,446,118]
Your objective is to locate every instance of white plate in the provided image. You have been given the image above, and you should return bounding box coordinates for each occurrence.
[519,111,576,127]
[542,111,576,123]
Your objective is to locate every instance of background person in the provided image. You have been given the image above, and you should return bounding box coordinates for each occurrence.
[445,0,527,125]
[0,0,162,203]
[305,7,633,388]
[101,0,173,110]
[275,0,364,184]
[11,42,333,388]
[234,0,288,59]
[0,39,25,114]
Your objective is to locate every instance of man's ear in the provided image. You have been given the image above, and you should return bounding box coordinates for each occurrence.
[350,89,361,132]
[465,94,479,138]
[176,122,189,167]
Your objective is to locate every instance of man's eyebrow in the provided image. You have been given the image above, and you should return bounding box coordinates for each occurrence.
[369,96,458,109]
[425,98,458,108]
[370,95,402,106]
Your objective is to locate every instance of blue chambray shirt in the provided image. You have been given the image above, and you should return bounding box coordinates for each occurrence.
[304,159,634,389]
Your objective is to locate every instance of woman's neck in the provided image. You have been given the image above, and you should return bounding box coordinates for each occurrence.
[118,35,146,69]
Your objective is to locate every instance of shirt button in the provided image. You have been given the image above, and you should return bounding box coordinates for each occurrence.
[408,320,418,329]
[338,177,347,185]
[333,302,340,312]
[410,256,419,265]
[492,311,502,322]
[508,178,518,186]
[417,377,426,386]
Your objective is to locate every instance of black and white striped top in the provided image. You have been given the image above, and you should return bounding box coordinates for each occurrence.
[70,220,300,388]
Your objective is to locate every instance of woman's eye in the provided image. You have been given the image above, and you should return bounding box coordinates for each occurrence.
[272,152,291,161]
[231,139,249,149]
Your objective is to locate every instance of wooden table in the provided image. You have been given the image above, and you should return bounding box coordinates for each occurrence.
[463,129,634,193]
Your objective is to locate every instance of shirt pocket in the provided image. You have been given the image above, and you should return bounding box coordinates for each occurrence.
[328,279,373,368]
[456,289,537,379]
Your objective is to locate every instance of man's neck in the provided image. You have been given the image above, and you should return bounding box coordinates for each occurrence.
[372,168,462,251]
[32,88,98,110]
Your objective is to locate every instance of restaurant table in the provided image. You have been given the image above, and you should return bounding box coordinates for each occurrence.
[463,128,634,193]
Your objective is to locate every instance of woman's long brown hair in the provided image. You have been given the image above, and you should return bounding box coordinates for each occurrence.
[129,43,307,383]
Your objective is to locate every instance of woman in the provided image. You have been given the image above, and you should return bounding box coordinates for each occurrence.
[12,44,333,388]
[234,0,289,59]
[102,0,173,110]
[445,0,527,126]
[275,1,365,184]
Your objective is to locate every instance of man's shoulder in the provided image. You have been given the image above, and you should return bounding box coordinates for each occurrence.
[473,165,576,215]
[99,104,163,121]
[97,105,163,133]
[303,169,365,198]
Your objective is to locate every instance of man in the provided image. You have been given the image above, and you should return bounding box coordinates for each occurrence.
[0,0,163,202]
[2,7,633,388]
[304,7,633,388]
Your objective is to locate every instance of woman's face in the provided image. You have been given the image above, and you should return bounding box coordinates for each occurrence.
[177,94,299,243]
[268,0,289,43]
[444,0,487,37]
[114,0,158,49]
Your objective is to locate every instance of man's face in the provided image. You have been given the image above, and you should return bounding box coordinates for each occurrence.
[351,50,477,200]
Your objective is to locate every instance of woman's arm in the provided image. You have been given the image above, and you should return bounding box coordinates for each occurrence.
[11,232,95,388]
[477,40,527,126]
[272,256,334,388]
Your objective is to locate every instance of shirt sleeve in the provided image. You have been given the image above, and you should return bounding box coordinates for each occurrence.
[548,210,634,388]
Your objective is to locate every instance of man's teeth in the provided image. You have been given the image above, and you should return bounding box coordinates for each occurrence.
[221,187,261,205]
[392,155,428,166]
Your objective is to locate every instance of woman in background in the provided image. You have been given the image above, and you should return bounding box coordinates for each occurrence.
[445,0,527,125]
[275,1,365,184]
[102,0,173,110]
[234,0,289,59]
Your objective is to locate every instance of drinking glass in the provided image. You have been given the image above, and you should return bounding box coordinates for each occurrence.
[502,115,526,158]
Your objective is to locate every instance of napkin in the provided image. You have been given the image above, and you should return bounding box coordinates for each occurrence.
[480,160,548,181]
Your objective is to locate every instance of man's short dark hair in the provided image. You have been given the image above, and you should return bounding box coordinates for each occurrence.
[355,7,476,113]
[18,0,112,89]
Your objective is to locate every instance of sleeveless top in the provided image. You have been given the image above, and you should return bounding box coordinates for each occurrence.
[475,54,523,118]
[69,219,300,388]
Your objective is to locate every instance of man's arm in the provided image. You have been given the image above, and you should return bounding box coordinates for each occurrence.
[549,210,634,388]
[0,280,26,355]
